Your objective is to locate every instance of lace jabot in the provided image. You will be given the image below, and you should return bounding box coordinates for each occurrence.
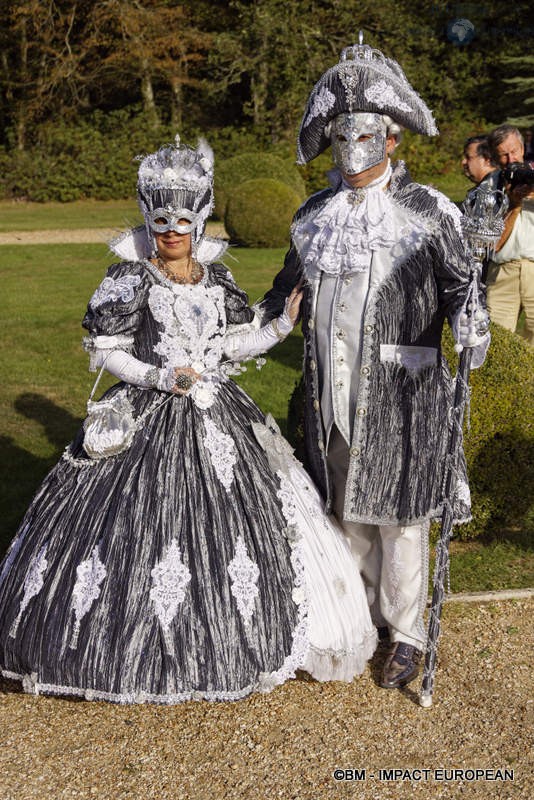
[293,163,399,276]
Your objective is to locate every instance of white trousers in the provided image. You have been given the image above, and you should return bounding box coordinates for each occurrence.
[327,427,428,649]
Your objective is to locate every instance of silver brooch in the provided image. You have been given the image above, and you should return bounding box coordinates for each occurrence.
[347,189,366,206]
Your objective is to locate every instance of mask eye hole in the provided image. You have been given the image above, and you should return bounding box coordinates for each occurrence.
[357,134,373,142]
[336,134,348,142]
[154,217,170,226]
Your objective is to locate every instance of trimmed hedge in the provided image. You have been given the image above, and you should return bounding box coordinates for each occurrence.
[287,323,534,541]
[214,152,306,220]
[441,323,534,541]
[224,178,301,248]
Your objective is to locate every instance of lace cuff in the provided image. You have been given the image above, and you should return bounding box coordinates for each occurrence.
[83,334,135,372]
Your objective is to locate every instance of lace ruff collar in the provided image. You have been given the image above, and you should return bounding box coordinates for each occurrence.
[293,163,402,275]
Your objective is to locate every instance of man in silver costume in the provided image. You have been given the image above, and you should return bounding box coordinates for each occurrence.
[260,41,489,689]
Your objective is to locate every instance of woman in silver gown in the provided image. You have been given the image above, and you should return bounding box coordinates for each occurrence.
[0,136,377,704]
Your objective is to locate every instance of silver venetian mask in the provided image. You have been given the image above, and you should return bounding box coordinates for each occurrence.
[146,207,198,235]
[330,112,387,174]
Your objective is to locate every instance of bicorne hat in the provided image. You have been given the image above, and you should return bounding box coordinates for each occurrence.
[297,40,438,164]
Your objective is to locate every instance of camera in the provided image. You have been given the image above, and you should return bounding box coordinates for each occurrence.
[502,162,534,189]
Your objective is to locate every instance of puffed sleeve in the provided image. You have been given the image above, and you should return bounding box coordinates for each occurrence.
[82,261,149,370]
[209,263,255,326]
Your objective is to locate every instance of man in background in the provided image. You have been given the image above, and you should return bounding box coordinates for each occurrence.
[486,125,534,343]
[462,135,499,201]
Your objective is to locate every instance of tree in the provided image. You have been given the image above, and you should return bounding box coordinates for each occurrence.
[86,1,213,129]
[0,0,92,149]
[499,55,534,128]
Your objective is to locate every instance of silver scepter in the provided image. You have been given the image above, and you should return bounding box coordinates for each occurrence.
[419,186,508,708]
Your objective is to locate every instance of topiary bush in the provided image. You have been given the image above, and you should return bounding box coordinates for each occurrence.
[224,178,301,248]
[214,152,306,220]
[441,322,534,541]
[287,323,534,542]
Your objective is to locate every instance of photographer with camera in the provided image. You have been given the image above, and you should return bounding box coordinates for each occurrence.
[486,124,534,344]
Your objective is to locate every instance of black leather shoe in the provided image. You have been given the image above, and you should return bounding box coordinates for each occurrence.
[380,642,422,689]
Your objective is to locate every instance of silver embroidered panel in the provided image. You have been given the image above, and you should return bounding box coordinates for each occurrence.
[150,539,191,632]
[70,545,107,648]
[203,418,237,493]
[90,275,141,308]
[9,545,48,638]
[227,537,260,627]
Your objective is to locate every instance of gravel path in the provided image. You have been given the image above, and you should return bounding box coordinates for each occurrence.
[1,597,532,800]
[0,223,227,246]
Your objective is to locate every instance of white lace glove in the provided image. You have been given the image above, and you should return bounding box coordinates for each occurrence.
[92,349,176,392]
[223,302,294,361]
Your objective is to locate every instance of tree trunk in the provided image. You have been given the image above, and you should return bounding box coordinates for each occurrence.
[16,17,29,150]
[250,58,268,128]
[141,58,159,129]
[170,75,183,129]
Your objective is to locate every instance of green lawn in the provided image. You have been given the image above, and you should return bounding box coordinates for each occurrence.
[0,242,532,592]
[0,199,143,231]
[421,171,472,204]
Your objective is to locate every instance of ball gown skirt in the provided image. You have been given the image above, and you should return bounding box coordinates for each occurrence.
[0,379,377,704]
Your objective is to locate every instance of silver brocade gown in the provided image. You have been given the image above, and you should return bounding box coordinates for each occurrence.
[0,259,376,704]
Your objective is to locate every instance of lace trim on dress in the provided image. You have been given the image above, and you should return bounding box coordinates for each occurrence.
[89,275,141,308]
[1,667,272,704]
[203,418,237,492]
[148,283,225,368]
[256,469,310,693]
[150,539,191,653]
[227,537,260,628]
[148,281,227,409]
[9,545,48,638]
[69,545,107,649]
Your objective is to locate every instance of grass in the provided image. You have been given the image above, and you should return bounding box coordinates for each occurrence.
[421,171,472,204]
[1,238,532,594]
[0,199,143,231]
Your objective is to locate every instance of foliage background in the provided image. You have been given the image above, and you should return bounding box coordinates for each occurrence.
[0,0,532,202]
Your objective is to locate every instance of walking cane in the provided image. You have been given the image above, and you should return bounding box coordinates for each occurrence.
[420,187,507,708]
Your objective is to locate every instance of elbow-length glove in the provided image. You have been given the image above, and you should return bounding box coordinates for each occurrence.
[92,348,177,392]
[223,304,294,361]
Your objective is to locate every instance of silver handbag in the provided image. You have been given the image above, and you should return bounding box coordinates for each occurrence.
[83,358,172,460]
[83,361,138,460]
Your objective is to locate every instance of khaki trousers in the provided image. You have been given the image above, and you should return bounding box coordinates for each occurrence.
[486,258,534,345]
[327,427,428,649]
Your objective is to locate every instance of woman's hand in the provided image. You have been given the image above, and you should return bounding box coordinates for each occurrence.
[172,366,200,395]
